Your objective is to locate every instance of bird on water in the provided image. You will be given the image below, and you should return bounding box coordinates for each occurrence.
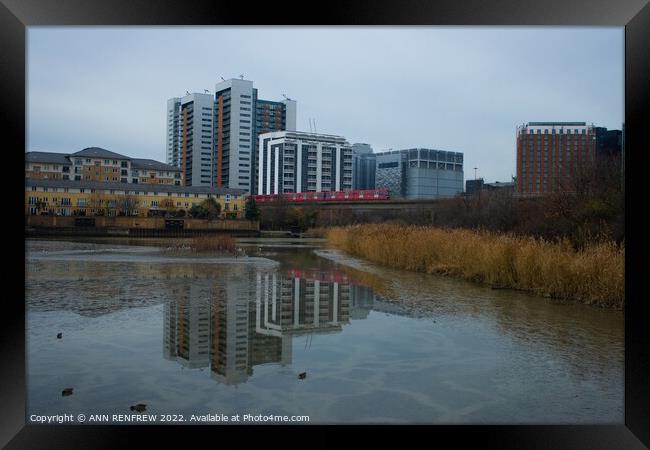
[298,372,307,380]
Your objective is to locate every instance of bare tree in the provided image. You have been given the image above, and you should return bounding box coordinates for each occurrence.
[116,195,139,216]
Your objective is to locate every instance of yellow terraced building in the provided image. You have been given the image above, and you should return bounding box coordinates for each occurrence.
[26,179,247,219]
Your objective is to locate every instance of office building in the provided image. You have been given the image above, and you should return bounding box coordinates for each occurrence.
[375,148,464,199]
[594,127,623,158]
[465,178,484,195]
[466,178,515,195]
[26,148,183,186]
[515,122,622,194]
[485,181,515,192]
[352,143,376,190]
[257,131,353,195]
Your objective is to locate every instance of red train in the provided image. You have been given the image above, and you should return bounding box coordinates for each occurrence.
[250,188,390,204]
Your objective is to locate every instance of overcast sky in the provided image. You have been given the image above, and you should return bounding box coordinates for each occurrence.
[27,26,623,183]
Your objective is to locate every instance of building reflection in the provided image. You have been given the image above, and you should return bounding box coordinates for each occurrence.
[163,267,376,385]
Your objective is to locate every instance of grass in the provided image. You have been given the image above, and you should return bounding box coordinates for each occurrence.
[325,224,624,308]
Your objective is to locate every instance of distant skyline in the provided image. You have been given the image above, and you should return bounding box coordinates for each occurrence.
[27,26,623,183]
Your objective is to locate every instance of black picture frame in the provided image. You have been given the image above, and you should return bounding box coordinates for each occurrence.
[2,0,648,447]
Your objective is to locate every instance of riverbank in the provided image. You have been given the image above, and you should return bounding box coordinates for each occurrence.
[324,224,624,308]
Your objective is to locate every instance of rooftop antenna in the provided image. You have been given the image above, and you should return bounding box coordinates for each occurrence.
[185,90,190,95]
[220,76,225,81]
[313,119,317,134]
[204,89,210,94]
[282,93,292,101]
[239,74,244,80]
[308,118,312,133]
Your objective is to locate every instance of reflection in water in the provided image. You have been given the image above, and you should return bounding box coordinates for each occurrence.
[162,268,375,385]
[26,239,623,423]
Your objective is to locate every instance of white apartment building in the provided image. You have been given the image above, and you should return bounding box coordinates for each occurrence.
[257,131,353,195]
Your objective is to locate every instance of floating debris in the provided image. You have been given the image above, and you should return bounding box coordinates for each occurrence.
[298,372,307,380]
[56,333,62,339]
[61,388,73,396]
[130,403,147,412]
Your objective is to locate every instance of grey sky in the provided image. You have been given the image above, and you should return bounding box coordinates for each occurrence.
[27,26,623,183]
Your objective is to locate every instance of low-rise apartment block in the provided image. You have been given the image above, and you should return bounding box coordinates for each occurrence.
[25,179,246,218]
[26,147,183,186]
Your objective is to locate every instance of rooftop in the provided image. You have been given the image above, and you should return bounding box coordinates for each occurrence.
[526,122,587,126]
[375,148,463,157]
[25,151,72,165]
[130,158,181,172]
[260,130,350,144]
[70,147,130,160]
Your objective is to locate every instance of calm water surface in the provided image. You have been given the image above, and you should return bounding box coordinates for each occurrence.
[25,237,623,424]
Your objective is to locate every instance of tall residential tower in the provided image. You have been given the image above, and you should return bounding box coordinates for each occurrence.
[214,78,296,192]
[168,78,296,191]
[166,93,215,187]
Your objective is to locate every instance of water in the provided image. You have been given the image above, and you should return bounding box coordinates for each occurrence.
[25,237,623,424]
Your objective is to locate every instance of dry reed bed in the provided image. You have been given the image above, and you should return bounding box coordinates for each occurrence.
[164,234,237,253]
[191,234,237,253]
[325,224,624,308]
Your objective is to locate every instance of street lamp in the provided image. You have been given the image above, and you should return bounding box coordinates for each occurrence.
[474,167,478,180]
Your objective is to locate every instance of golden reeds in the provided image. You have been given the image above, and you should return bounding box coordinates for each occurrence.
[191,234,237,253]
[325,224,624,308]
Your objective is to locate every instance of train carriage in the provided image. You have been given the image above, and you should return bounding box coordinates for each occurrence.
[251,189,389,204]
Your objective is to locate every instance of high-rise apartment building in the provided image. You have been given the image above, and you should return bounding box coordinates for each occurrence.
[515,121,621,194]
[257,131,353,195]
[214,79,296,192]
[166,93,215,187]
[168,78,296,192]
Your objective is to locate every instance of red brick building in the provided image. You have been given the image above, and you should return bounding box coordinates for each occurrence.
[516,122,598,194]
